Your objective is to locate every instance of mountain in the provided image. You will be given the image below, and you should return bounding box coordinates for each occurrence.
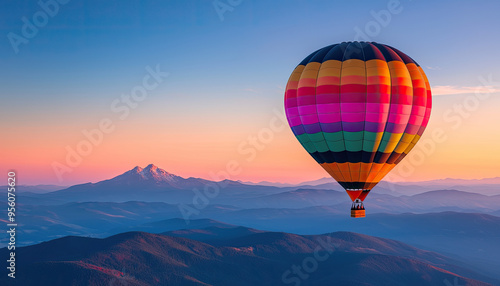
[298,177,339,186]
[108,218,237,235]
[7,165,500,282]
[202,210,500,280]
[105,164,183,185]
[372,190,500,212]
[0,184,67,194]
[164,225,264,243]
[99,164,230,190]
[248,176,500,194]
[12,164,500,207]
[20,164,287,204]
[306,181,500,196]
[0,202,243,247]
[404,190,500,209]
[238,177,337,187]
[7,199,500,281]
[237,180,298,187]
[227,188,500,212]
[400,177,500,186]
[6,189,500,247]
[232,188,349,208]
[9,172,500,206]
[1,230,495,286]
[302,178,500,196]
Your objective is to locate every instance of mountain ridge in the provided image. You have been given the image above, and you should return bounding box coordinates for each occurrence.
[1,229,495,286]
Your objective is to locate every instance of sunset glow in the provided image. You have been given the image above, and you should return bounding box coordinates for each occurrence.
[2,0,499,186]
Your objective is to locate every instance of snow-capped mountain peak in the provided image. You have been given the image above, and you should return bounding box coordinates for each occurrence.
[106,164,181,185]
[140,164,177,182]
[131,166,144,173]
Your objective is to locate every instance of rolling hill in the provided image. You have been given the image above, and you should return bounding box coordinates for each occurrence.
[1,229,496,286]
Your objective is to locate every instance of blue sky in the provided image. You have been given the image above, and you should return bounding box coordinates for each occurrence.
[3,0,500,107]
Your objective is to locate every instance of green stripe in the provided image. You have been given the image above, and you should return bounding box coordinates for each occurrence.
[307,132,325,142]
[362,140,377,152]
[313,141,330,152]
[345,140,363,152]
[324,132,344,142]
[302,141,317,153]
[363,131,380,142]
[295,131,391,153]
[378,139,390,151]
[343,131,363,141]
[327,140,345,152]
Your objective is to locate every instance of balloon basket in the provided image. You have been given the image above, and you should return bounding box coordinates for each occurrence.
[350,198,365,218]
[350,209,366,218]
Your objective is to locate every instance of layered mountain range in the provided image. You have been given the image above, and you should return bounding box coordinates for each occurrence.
[2,164,499,285]
[1,226,496,286]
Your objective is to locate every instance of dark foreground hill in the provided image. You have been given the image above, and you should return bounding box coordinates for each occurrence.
[1,229,496,286]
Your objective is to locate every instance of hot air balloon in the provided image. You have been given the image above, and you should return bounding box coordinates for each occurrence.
[284,41,432,218]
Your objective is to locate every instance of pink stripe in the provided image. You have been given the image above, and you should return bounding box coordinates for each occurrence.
[366,112,387,123]
[317,93,340,104]
[391,93,413,104]
[413,95,426,106]
[285,107,299,117]
[410,105,426,116]
[421,108,432,127]
[288,115,302,127]
[298,105,317,115]
[297,95,316,106]
[388,123,407,133]
[366,103,389,113]
[300,114,319,125]
[388,113,410,124]
[318,113,341,123]
[340,93,366,102]
[404,124,420,135]
[342,112,365,122]
[408,115,424,126]
[340,103,365,113]
[389,104,412,114]
[317,103,340,114]
[285,98,297,108]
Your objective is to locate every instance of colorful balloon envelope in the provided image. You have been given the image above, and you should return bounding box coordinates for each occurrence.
[284,41,432,218]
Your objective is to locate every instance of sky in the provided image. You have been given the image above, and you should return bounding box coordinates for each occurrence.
[1,0,499,185]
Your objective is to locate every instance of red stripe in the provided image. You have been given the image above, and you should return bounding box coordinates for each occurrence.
[341,84,367,93]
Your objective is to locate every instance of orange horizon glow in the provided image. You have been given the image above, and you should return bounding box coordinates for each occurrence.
[2,89,499,186]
